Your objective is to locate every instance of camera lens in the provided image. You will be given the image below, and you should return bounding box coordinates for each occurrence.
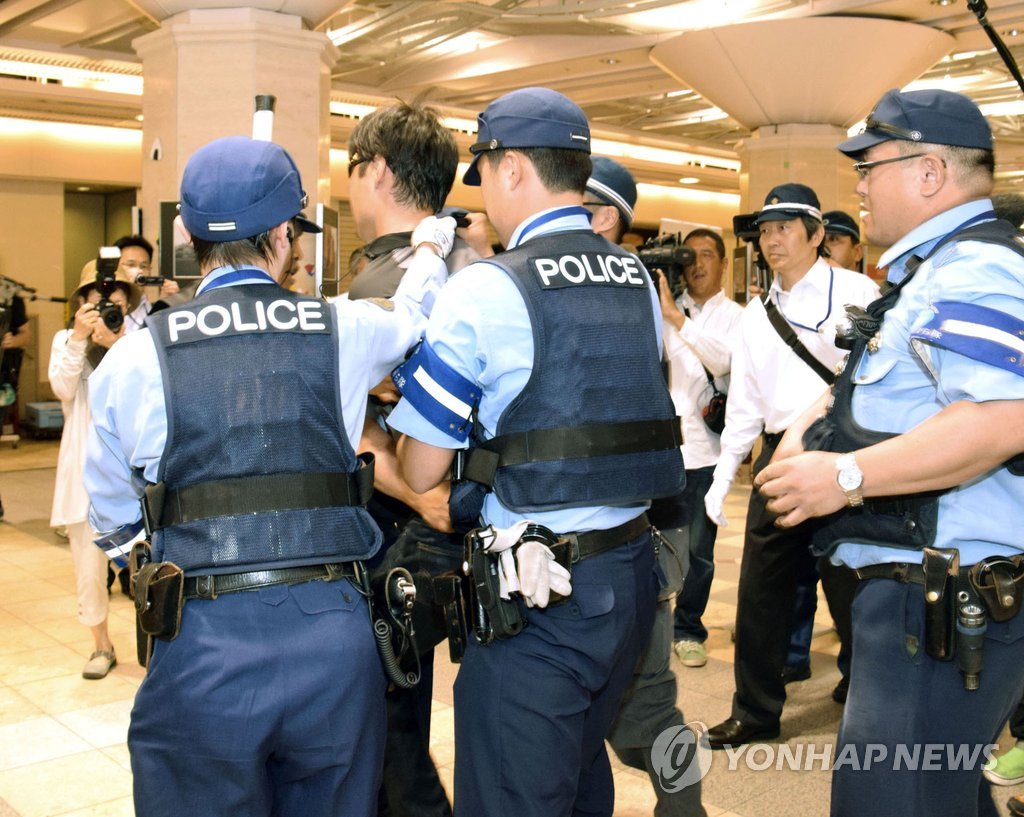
[99,301,124,332]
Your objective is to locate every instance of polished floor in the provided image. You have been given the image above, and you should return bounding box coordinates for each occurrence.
[0,436,1020,816]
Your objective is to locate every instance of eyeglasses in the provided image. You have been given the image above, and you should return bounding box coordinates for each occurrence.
[347,152,370,177]
[120,261,151,271]
[852,152,928,180]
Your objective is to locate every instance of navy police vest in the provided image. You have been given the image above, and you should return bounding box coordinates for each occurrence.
[481,229,684,513]
[147,282,380,572]
[805,219,1024,556]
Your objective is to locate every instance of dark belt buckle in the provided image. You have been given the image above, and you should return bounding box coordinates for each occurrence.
[561,533,582,565]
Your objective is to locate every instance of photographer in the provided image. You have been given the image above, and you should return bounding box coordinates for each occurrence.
[116,235,179,333]
[49,257,139,679]
[655,229,743,672]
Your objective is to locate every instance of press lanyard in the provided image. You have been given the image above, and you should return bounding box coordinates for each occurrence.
[772,265,836,333]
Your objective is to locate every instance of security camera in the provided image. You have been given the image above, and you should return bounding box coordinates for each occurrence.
[150,138,163,162]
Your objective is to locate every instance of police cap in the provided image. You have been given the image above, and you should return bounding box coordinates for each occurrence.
[180,136,316,242]
[463,87,591,186]
[838,89,992,158]
[754,183,823,225]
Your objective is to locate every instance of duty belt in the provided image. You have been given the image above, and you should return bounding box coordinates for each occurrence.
[854,561,936,585]
[184,563,355,600]
[560,513,650,563]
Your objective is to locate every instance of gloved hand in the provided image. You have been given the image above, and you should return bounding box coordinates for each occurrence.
[704,478,732,527]
[411,215,456,259]
[516,540,572,608]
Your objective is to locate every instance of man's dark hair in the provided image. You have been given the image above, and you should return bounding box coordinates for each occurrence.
[115,234,154,260]
[484,148,591,195]
[349,102,458,213]
[683,228,726,259]
[190,231,276,271]
[800,215,827,256]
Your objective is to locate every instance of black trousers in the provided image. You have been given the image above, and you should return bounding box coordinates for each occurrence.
[730,435,858,727]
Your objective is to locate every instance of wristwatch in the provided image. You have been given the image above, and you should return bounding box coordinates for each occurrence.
[835,453,864,508]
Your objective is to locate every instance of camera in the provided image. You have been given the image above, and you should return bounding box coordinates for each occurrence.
[94,246,126,333]
[638,234,696,294]
[135,275,166,287]
[733,213,771,298]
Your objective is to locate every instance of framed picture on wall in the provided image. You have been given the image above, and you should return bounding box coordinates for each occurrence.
[316,204,341,299]
[158,201,202,283]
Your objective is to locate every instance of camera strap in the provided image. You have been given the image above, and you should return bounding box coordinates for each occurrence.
[682,305,724,395]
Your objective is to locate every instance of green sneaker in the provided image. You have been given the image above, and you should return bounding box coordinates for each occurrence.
[673,639,707,668]
[983,743,1024,786]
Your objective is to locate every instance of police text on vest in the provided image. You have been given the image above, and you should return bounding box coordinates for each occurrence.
[168,300,327,342]
[531,252,646,289]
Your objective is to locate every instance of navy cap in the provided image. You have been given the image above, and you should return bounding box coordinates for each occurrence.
[463,87,590,186]
[838,89,992,157]
[823,210,860,241]
[180,136,311,242]
[586,157,637,227]
[754,183,823,225]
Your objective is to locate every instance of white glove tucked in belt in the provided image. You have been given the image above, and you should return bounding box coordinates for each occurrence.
[704,478,732,528]
[477,521,572,609]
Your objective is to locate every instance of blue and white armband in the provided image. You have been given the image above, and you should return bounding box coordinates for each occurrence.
[391,339,480,442]
[94,519,146,569]
[911,301,1024,379]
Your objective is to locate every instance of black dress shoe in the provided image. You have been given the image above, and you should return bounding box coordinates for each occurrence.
[781,663,811,684]
[832,676,850,704]
[706,718,780,750]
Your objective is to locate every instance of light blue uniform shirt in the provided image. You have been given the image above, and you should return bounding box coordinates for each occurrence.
[387,205,664,534]
[833,199,1024,568]
[85,263,445,535]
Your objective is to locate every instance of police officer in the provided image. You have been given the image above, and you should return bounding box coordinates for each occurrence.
[821,211,865,272]
[387,87,684,817]
[757,88,1024,817]
[84,135,451,817]
[704,183,879,750]
[586,156,709,817]
[345,100,481,817]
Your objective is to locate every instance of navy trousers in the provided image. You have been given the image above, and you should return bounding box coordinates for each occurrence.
[130,579,386,817]
[833,578,1024,817]
[453,529,658,817]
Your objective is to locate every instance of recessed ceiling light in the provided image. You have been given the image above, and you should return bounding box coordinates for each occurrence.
[76,186,90,192]
[602,58,620,65]
[135,114,144,122]
[930,0,956,6]
[679,177,700,184]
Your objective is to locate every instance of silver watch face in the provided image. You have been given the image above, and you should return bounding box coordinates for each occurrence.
[838,467,862,492]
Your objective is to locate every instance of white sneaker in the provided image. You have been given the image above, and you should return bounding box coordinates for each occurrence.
[673,639,708,667]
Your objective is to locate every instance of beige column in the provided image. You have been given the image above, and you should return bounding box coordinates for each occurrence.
[133,7,338,266]
[736,124,861,217]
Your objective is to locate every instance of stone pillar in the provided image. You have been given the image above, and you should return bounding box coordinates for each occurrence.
[133,7,337,267]
[736,123,861,217]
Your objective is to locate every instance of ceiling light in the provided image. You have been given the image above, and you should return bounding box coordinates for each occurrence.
[602,58,620,65]
[76,186,91,192]
[679,177,700,184]
[0,59,141,95]
[930,0,956,6]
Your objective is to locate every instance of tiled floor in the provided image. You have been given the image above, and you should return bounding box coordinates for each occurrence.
[0,437,1020,816]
